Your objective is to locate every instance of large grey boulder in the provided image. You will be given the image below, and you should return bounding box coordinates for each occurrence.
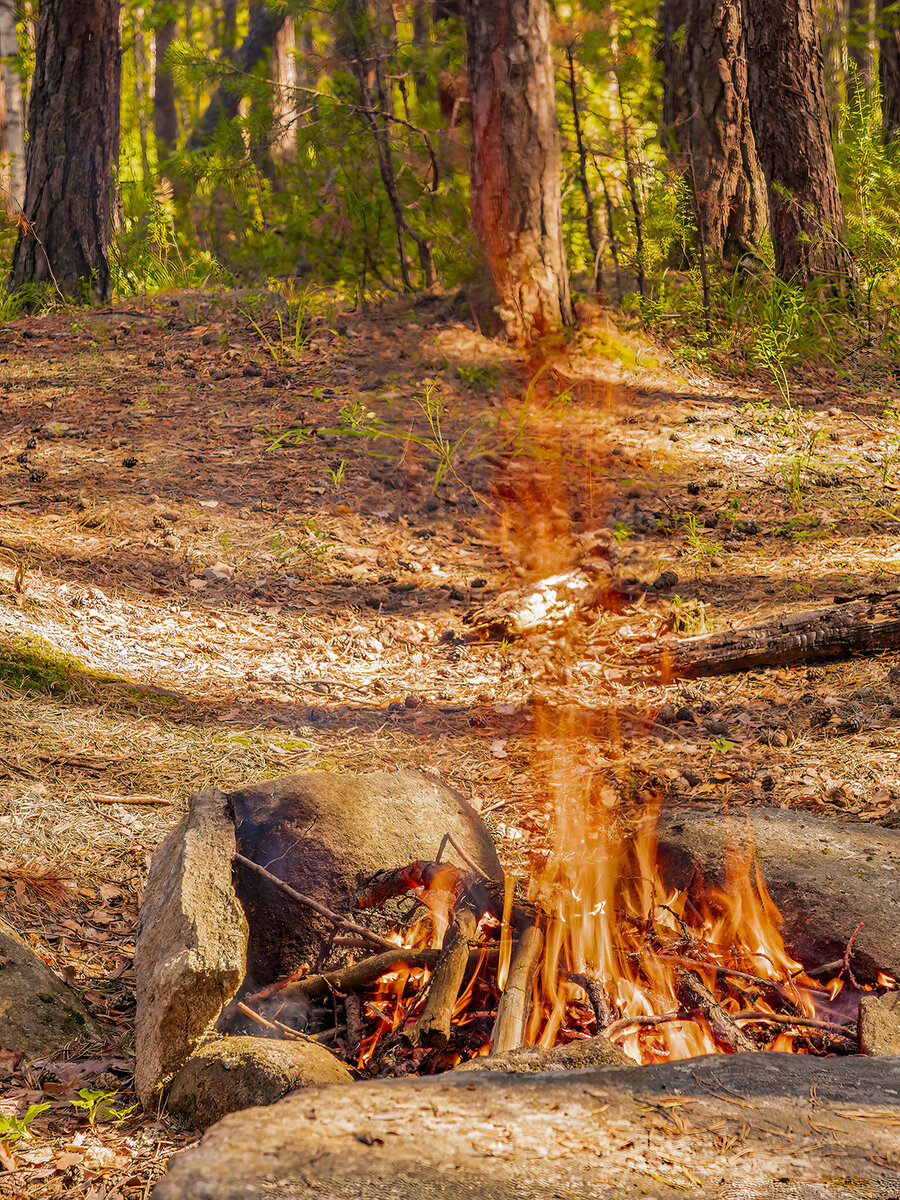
[0,919,97,1056]
[135,788,248,1106]
[151,1053,900,1199]
[166,1035,354,1129]
[229,769,502,980]
[657,808,900,981]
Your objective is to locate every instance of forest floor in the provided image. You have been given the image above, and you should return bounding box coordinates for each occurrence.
[1,289,900,1197]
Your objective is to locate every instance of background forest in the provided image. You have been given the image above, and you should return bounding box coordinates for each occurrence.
[0,0,899,371]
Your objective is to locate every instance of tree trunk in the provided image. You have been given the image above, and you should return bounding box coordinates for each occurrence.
[10,0,120,302]
[658,0,767,260]
[847,0,875,103]
[878,0,900,138]
[187,1,287,151]
[820,0,847,129]
[744,0,852,286]
[154,12,178,161]
[0,4,25,214]
[467,0,574,345]
[221,0,239,54]
[270,15,297,165]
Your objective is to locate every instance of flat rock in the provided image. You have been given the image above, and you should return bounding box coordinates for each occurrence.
[151,1053,900,1199]
[657,808,900,980]
[135,788,248,1106]
[0,918,97,1057]
[230,769,502,979]
[455,1034,630,1073]
[859,991,900,1055]
[166,1035,354,1129]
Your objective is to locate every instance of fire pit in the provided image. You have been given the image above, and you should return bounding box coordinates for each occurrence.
[135,769,900,1123]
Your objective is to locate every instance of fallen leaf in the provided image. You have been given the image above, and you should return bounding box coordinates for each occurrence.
[490,740,508,759]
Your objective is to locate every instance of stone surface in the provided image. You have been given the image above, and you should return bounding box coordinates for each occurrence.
[229,769,502,979]
[166,1035,354,1129]
[152,1053,900,1199]
[455,1034,630,1073]
[657,808,900,980]
[0,918,97,1056]
[859,990,900,1055]
[135,788,248,1106]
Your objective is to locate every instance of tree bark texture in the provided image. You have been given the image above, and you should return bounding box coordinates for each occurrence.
[467,0,574,345]
[9,0,121,302]
[658,0,767,259]
[0,3,25,213]
[847,0,875,99]
[743,0,852,285]
[878,0,900,137]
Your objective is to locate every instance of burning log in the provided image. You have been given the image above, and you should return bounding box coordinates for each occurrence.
[677,971,758,1053]
[411,907,478,1049]
[355,861,537,932]
[491,924,544,1054]
[562,971,614,1029]
[282,949,441,1000]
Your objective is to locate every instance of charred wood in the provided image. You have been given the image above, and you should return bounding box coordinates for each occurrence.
[411,907,478,1048]
[677,971,758,1053]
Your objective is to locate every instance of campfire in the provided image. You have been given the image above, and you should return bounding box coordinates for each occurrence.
[227,770,897,1074]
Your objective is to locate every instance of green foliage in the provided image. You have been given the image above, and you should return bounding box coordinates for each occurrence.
[0,1103,50,1144]
[113,180,225,295]
[71,1088,137,1128]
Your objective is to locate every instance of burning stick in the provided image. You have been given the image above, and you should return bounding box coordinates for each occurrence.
[562,971,614,1029]
[411,907,478,1049]
[282,948,441,1000]
[677,971,758,1054]
[491,924,544,1055]
[234,853,395,951]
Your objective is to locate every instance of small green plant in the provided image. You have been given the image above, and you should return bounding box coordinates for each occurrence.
[271,518,331,569]
[670,594,710,634]
[71,1088,137,1128]
[752,279,801,406]
[779,430,822,511]
[0,1103,50,1144]
[328,459,348,493]
[456,363,500,393]
[612,521,633,543]
[708,736,735,757]
[679,514,721,577]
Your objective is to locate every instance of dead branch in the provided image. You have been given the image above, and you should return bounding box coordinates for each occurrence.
[234,853,394,951]
[603,1010,693,1041]
[410,907,478,1048]
[355,861,465,912]
[491,924,544,1054]
[843,921,864,989]
[282,948,441,1000]
[677,972,757,1053]
[729,1009,856,1036]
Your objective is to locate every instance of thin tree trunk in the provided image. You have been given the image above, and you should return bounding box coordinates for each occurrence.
[221,0,238,53]
[878,0,900,138]
[820,0,847,129]
[154,11,178,161]
[848,0,875,104]
[270,15,297,164]
[467,0,574,344]
[744,0,853,287]
[564,43,601,293]
[659,0,767,260]
[10,0,121,302]
[0,3,25,213]
[133,10,152,181]
[187,0,287,150]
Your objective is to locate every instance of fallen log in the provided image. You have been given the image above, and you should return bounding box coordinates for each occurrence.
[652,592,900,678]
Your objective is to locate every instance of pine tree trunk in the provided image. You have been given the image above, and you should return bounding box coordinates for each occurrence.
[878,0,900,138]
[154,12,178,161]
[820,0,847,130]
[744,0,852,286]
[270,16,297,165]
[0,4,25,214]
[659,0,767,259]
[847,0,875,102]
[10,0,120,302]
[467,0,574,345]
